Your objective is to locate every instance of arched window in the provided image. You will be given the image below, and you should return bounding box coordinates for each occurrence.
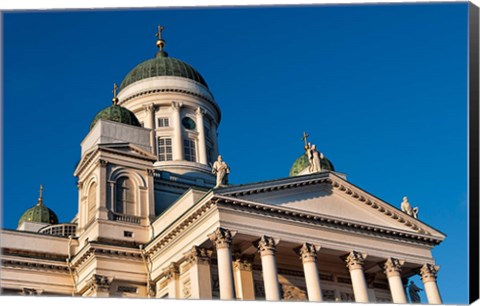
[87,182,97,223]
[115,177,136,215]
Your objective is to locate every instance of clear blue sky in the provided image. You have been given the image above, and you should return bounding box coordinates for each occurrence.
[2,3,469,303]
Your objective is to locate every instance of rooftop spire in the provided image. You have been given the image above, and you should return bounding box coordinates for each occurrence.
[112,83,119,105]
[37,184,44,206]
[155,24,168,58]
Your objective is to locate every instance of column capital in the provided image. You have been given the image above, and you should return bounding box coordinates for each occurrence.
[209,227,236,249]
[345,251,367,271]
[185,246,212,265]
[233,254,254,271]
[144,103,156,113]
[384,257,405,277]
[88,274,111,292]
[420,263,440,283]
[196,107,206,116]
[256,235,279,256]
[164,263,179,280]
[297,243,319,263]
[171,101,183,110]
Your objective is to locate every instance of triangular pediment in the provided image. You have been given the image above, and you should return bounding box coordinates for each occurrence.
[74,143,156,176]
[215,172,445,241]
[97,143,157,161]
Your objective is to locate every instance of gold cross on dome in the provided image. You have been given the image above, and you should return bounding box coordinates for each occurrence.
[39,184,43,199]
[301,132,310,147]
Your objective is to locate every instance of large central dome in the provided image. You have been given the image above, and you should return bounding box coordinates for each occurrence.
[119,52,208,90]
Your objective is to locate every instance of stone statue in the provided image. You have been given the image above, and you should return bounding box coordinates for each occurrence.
[407,280,422,303]
[310,144,323,173]
[305,143,323,173]
[305,142,314,172]
[401,196,419,219]
[212,155,230,188]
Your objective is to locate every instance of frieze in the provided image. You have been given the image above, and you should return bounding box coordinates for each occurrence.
[120,88,219,115]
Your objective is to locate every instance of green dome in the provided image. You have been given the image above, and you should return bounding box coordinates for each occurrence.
[90,104,142,130]
[18,203,59,227]
[119,52,208,90]
[289,153,335,176]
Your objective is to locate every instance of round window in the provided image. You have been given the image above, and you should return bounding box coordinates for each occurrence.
[182,117,196,130]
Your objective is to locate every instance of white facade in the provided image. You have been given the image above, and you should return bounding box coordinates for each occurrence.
[0,31,445,303]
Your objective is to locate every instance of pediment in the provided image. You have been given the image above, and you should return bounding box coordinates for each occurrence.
[97,143,157,161]
[74,143,156,176]
[216,172,445,240]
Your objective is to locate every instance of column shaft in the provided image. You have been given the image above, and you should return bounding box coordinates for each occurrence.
[196,108,207,164]
[257,236,281,301]
[217,248,235,299]
[171,102,183,160]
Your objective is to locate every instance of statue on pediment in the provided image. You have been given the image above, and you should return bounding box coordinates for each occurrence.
[212,155,230,188]
[305,142,324,173]
[401,196,419,219]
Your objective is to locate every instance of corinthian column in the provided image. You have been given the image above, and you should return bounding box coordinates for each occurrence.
[420,264,442,304]
[195,107,207,164]
[345,251,370,303]
[164,263,179,299]
[233,255,255,300]
[209,227,236,300]
[256,235,281,301]
[298,243,323,302]
[144,103,156,156]
[171,101,183,160]
[185,246,213,299]
[384,258,407,303]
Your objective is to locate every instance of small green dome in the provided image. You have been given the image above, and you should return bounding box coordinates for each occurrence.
[119,52,208,90]
[90,104,142,130]
[289,153,335,176]
[18,203,59,227]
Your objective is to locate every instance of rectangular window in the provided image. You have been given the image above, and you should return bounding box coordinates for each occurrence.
[157,117,169,128]
[124,231,133,238]
[184,139,197,162]
[157,137,173,161]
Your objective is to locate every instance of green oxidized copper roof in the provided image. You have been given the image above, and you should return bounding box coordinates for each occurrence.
[90,104,142,130]
[119,51,208,90]
[18,194,59,227]
[289,153,335,176]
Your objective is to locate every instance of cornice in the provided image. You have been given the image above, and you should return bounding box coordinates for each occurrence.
[120,88,221,121]
[1,256,69,273]
[70,242,142,270]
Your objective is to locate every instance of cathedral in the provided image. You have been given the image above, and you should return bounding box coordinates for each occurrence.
[0,26,445,304]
